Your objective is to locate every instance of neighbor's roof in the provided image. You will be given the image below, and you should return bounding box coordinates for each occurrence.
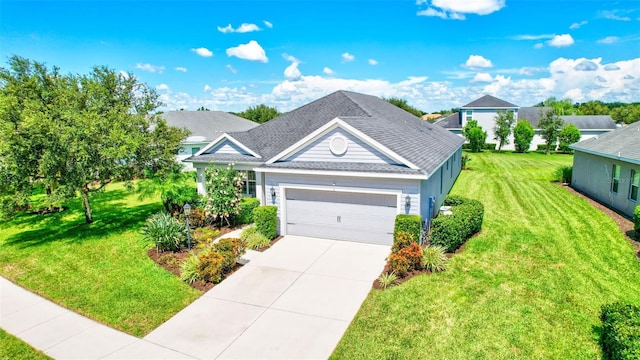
[435,112,461,129]
[190,90,464,176]
[461,95,518,108]
[159,111,259,142]
[571,121,640,164]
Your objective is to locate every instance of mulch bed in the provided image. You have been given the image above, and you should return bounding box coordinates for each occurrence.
[559,183,639,260]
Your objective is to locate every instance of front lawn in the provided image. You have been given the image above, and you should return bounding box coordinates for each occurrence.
[0,329,51,360]
[0,183,200,337]
[332,151,640,359]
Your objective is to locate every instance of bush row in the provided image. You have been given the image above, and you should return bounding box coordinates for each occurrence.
[429,195,484,253]
[394,214,422,244]
[600,302,640,360]
[462,143,497,151]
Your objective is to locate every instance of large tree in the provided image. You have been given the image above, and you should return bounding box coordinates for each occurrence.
[236,104,281,124]
[493,110,515,151]
[383,97,424,118]
[537,109,564,154]
[0,56,188,223]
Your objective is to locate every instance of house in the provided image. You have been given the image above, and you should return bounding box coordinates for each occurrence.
[187,90,464,246]
[159,111,259,170]
[436,95,617,150]
[570,121,640,218]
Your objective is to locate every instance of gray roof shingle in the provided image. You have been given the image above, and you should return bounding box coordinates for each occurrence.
[159,111,259,142]
[194,90,464,176]
[571,121,640,164]
[462,95,518,108]
[518,107,616,129]
[261,161,424,175]
[435,112,461,129]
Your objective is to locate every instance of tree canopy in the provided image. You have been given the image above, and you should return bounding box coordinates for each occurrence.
[513,120,534,153]
[537,109,564,154]
[493,110,515,151]
[236,104,281,124]
[463,120,487,153]
[0,56,188,223]
[383,97,425,118]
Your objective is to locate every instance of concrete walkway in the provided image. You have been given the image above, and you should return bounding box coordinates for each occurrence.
[1,236,389,359]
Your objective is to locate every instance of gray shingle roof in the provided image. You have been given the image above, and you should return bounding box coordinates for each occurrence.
[518,107,616,129]
[435,112,461,129]
[195,90,464,176]
[187,153,262,163]
[261,161,424,175]
[462,95,518,108]
[159,111,259,142]
[571,121,640,164]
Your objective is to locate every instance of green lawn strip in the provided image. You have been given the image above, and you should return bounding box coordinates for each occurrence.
[0,329,51,360]
[0,183,200,337]
[332,151,640,359]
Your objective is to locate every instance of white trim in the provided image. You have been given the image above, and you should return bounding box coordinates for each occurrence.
[256,167,429,180]
[195,133,261,158]
[265,118,420,170]
[278,183,402,236]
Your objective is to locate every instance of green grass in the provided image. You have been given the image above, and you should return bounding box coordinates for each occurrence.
[0,183,200,337]
[332,151,640,359]
[0,329,51,360]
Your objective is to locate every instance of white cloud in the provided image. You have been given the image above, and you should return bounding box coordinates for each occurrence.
[204,85,212,92]
[463,55,493,70]
[417,0,505,20]
[283,53,301,80]
[471,73,493,83]
[518,67,545,76]
[598,36,620,44]
[156,83,170,91]
[368,58,378,65]
[569,20,588,29]
[511,34,555,41]
[217,23,262,33]
[323,67,335,75]
[600,10,631,21]
[226,64,238,74]
[226,40,268,62]
[534,43,544,49]
[283,53,300,63]
[342,52,355,62]
[191,47,213,57]
[263,20,273,28]
[548,34,574,47]
[135,63,165,73]
[175,66,188,72]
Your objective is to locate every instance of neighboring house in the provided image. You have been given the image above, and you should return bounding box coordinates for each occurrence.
[570,121,640,218]
[187,90,464,246]
[436,95,617,150]
[159,111,259,170]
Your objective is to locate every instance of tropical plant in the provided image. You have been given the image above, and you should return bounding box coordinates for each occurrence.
[377,272,398,290]
[179,253,200,284]
[142,212,187,251]
[203,165,244,227]
[422,245,448,272]
[240,225,259,241]
[246,232,271,250]
[461,154,471,169]
[513,120,535,153]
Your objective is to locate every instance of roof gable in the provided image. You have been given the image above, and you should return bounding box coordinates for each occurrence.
[571,121,640,164]
[195,133,261,158]
[462,95,518,109]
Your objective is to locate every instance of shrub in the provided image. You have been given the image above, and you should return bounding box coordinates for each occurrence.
[142,212,187,252]
[558,123,581,153]
[203,165,244,227]
[233,197,260,225]
[240,225,258,241]
[430,196,484,253]
[484,143,497,151]
[422,246,447,272]
[600,302,640,360]
[246,232,271,250]
[196,249,225,284]
[157,253,181,268]
[461,154,471,170]
[180,253,200,284]
[212,237,246,273]
[377,272,398,290]
[388,252,411,278]
[192,227,220,246]
[392,231,415,253]
[634,206,640,238]
[394,214,422,244]
[554,166,573,184]
[397,242,423,272]
[537,143,556,152]
[253,206,278,240]
[514,120,534,153]
[467,126,487,152]
[187,208,214,228]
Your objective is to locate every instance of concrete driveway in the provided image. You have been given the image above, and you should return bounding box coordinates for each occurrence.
[140,235,389,359]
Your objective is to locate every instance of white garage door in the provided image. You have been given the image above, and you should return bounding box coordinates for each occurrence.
[285,189,397,245]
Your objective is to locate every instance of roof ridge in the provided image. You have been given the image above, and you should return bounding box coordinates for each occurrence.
[337,90,373,117]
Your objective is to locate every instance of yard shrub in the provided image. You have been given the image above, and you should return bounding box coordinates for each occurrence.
[600,302,640,360]
[196,249,225,284]
[246,232,271,250]
[388,252,411,278]
[187,207,214,228]
[253,206,278,239]
[392,231,415,253]
[192,227,220,246]
[377,271,398,290]
[537,143,556,152]
[394,214,422,244]
[634,206,640,238]
[558,123,581,153]
[422,245,447,272]
[430,196,484,253]
[514,120,534,153]
[179,253,200,284]
[233,197,260,225]
[212,237,246,273]
[240,225,258,241]
[204,165,244,226]
[142,212,187,252]
[554,166,573,184]
[484,143,497,151]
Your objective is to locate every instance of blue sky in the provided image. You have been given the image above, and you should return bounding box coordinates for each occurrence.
[1,0,639,112]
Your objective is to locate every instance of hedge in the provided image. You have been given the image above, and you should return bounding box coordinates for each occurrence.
[253,206,278,240]
[600,302,640,360]
[634,205,640,238]
[461,143,496,151]
[394,214,422,244]
[233,197,260,225]
[429,196,484,253]
[537,143,557,152]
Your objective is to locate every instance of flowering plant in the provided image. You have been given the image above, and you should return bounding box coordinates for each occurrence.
[203,164,244,226]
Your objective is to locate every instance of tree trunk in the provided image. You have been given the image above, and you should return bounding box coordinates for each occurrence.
[80,188,93,224]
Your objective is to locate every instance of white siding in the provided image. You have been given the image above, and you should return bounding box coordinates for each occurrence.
[206,139,250,155]
[285,128,399,164]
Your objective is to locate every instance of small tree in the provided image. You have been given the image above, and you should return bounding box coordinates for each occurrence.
[513,120,535,153]
[537,109,564,154]
[203,165,244,227]
[557,124,581,153]
[463,120,487,153]
[493,111,515,151]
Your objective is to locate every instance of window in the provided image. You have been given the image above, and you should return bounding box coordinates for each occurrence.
[630,169,639,201]
[242,171,256,197]
[611,164,620,193]
[466,110,473,122]
[191,147,201,155]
